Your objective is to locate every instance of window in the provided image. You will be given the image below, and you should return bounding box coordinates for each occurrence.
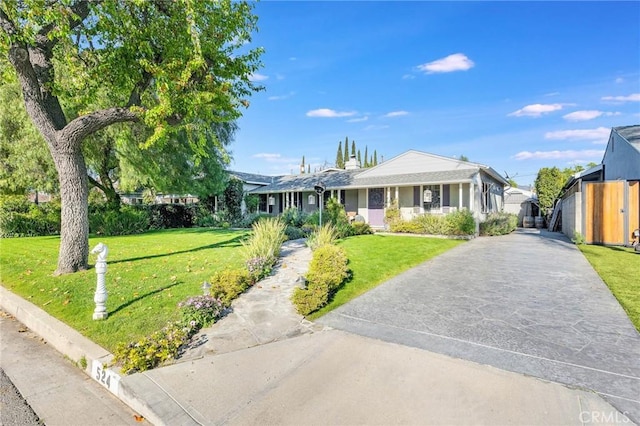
[481,182,492,213]
[423,185,441,212]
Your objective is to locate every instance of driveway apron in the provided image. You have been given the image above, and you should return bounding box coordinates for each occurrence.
[318,229,640,422]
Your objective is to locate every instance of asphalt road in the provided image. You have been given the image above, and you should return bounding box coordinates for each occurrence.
[0,368,41,426]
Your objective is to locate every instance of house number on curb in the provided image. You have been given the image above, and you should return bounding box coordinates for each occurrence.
[91,360,120,395]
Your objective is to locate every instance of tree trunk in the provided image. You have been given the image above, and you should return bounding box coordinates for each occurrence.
[52,146,89,274]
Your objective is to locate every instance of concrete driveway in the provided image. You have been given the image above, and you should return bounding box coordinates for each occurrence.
[318,229,640,422]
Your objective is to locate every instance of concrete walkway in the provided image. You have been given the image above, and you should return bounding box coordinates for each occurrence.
[179,239,324,360]
[318,228,640,422]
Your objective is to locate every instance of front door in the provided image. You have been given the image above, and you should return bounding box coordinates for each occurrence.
[368,188,385,227]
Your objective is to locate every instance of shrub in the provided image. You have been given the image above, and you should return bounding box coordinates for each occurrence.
[281,207,308,228]
[114,321,189,374]
[178,295,225,330]
[245,256,272,281]
[390,219,424,234]
[292,244,349,316]
[351,221,373,235]
[416,213,448,235]
[284,225,306,241]
[237,213,272,228]
[306,223,339,251]
[145,204,196,229]
[445,210,476,235]
[89,206,150,236]
[209,268,253,306]
[480,212,518,236]
[384,200,401,227]
[241,217,287,266]
[571,231,586,245]
[0,197,61,237]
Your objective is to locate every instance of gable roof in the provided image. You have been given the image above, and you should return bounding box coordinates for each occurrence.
[355,149,508,185]
[613,125,640,154]
[228,170,277,186]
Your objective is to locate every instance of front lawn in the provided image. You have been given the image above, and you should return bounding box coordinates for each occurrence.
[306,234,464,320]
[0,228,248,351]
[579,245,640,331]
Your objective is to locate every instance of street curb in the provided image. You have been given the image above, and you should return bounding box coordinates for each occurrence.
[0,286,164,425]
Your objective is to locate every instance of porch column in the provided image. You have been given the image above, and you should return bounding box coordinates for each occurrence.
[459,183,463,210]
[395,186,399,203]
[420,185,424,214]
[386,187,391,205]
[469,182,474,211]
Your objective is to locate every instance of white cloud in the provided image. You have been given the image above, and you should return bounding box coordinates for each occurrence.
[306,108,357,118]
[383,111,409,118]
[347,116,369,123]
[513,149,604,161]
[402,74,415,80]
[508,103,564,117]
[601,93,640,102]
[248,73,269,82]
[417,53,475,74]
[615,77,624,84]
[563,110,620,121]
[268,91,295,101]
[544,127,610,143]
[253,153,282,160]
[363,125,390,131]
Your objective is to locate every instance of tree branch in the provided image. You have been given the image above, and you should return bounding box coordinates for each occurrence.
[87,174,105,192]
[58,107,139,150]
[127,70,153,107]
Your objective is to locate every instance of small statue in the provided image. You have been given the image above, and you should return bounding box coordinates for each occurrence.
[91,243,109,263]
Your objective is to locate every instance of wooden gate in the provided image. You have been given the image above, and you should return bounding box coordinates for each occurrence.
[584,181,640,245]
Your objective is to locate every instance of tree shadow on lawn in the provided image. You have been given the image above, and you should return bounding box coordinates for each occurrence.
[109,281,181,316]
[107,234,247,265]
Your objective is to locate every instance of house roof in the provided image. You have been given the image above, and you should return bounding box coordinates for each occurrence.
[228,170,278,186]
[354,169,478,187]
[249,169,362,193]
[614,125,640,154]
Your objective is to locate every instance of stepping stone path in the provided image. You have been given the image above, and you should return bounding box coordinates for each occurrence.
[179,239,326,360]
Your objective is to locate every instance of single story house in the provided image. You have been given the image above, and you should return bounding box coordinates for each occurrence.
[559,125,640,245]
[247,150,508,230]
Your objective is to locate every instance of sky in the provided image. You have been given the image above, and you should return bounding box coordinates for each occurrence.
[228,1,640,186]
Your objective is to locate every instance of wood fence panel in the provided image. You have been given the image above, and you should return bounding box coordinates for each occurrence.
[629,181,640,242]
[585,181,624,245]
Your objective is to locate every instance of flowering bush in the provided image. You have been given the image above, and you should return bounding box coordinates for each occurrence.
[246,256,271,281]
[209,268,253,305]
[114,321,189,374]
[178,295,224,331]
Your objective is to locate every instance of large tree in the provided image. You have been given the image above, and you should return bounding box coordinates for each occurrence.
[534,167,565,212]
[1,1,263,274]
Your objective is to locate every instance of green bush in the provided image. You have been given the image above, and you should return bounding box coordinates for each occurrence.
[114,321,189,374]
[89,206,150,236]
[351,221,373,235]
[284,225,306,240]
[237,213,272,228]
[445,210,476,235]
[306,223,339,251]
[390,219,424,234]
[0,197,61,237]
[241,217,287,266]
[292,244,349,316]
[209,268,253,305]
[480,212,518,236]
[281,207,308,227]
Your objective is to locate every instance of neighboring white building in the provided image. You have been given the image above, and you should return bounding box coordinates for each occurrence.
[504,186,538,227]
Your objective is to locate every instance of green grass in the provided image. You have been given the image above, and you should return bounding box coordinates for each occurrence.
[579,245,640,331]
[307,234,464,320]
[0,228,248,351]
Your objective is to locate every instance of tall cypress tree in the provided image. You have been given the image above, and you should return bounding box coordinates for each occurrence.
[351,140,356,157]
[307,164,311,173]
[357,149,362,166]
[301,155,305,174]
[373,150,378,166]
[364,146,369,168]
[344,136,350,165]
[336,141,344,168]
